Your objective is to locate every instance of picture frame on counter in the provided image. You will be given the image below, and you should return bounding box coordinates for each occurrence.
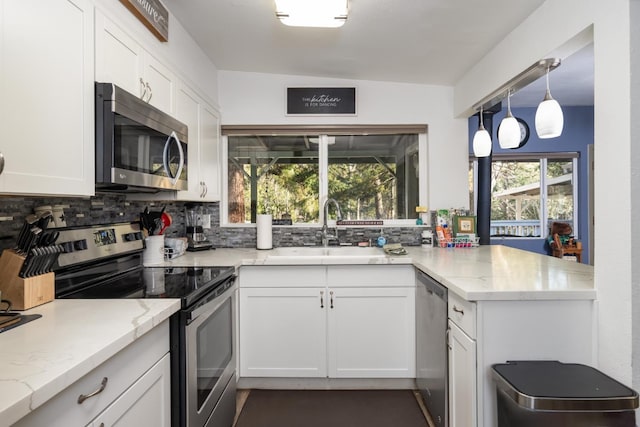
[453,215,477,236]
[286,87,357,116]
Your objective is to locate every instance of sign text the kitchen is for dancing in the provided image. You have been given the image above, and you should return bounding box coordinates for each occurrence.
[120,0,169,42]
[287,87,357,115]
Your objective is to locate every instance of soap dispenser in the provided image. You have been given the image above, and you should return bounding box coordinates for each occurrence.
[376,229,387,247]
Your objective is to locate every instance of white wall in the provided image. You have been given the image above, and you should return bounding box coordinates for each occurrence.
[456,0,635,388]
[218,71,469,210]
[95,0,219,105]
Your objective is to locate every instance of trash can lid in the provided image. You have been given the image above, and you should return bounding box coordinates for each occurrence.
[492,360,639,411]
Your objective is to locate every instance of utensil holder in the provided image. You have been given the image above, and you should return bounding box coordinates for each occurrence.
[0,249,54,310]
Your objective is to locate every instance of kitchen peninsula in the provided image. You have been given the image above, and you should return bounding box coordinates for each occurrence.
[0,245,595,427]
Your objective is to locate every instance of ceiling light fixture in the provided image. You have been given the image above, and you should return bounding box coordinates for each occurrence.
[535,66,564,139]
[473,106,492,158]
[498,89,521,149]
[275,0,348,28]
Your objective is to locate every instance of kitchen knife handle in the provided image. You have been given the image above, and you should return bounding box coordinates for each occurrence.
[78,377,108,404]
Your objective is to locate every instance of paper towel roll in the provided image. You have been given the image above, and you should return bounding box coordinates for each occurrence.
[256,214,273,249]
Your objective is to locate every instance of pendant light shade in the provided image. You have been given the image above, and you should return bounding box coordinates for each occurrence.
[535,68,564,139]
[473,107,492,157]
[498,90,520,149]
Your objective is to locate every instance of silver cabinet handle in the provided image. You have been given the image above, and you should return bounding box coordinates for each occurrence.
[0,152,4,175]
[330,290,334,309]
[200,181,205,198]
[78,377,108,404]
[145,82,152,102]
[446,327,451,350]
[139,78,147,100]
[203,182,208,198]
[452,305,464,315]
[320,290,324,308]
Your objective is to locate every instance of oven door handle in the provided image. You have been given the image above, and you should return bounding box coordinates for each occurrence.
[188,277,236,323]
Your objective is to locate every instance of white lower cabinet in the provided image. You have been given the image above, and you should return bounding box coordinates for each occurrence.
[445,291,595,427]
[328,287,415,378]
[447,320,477,427]
[240,287,327,377]
[238,265,415,379]
[14,321,170,427]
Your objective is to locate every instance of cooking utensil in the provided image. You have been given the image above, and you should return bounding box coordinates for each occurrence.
[159,212,172,235]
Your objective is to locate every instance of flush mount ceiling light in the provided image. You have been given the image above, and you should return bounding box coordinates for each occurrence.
[498,89,521,149]
[473,106,492,158]
[275,0,348,28]
[535,66,564,139]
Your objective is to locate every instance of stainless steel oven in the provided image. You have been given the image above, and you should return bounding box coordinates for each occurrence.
[53,222,237,427]
[173,275,237,427]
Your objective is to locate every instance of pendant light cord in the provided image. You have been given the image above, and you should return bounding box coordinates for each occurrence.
[479,106,485,129]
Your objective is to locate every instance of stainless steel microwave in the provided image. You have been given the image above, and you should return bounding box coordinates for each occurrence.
[95,82,188,192]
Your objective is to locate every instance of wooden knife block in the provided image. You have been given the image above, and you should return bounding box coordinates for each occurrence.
[0,249,54,310]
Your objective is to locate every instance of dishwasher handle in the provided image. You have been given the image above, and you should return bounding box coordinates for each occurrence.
[416,270,447,301]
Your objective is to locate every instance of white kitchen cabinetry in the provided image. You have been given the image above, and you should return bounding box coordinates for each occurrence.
[14,321,171,427]
[238,265,415,379]
[444,288,594,426]
[95,12,175,114]
[0,0,94,196]
[447,319,477,427]
[173,83,221,201]
[240,287,327,377]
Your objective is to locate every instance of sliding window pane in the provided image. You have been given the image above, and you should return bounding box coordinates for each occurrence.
[227,135,319,224]
[327,134,419,220]
[491,160,541,237]
[547,158,574,230]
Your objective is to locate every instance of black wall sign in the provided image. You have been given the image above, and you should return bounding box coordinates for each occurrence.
[120,0,169,42]
[287,87,356,115]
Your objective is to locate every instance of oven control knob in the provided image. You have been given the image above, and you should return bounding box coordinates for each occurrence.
[135,231,143,240]
[124,232,136,242]
[61,241,74,253]
[74,239,88,251]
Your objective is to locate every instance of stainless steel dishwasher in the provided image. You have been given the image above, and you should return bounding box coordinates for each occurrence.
[416,269,448,427]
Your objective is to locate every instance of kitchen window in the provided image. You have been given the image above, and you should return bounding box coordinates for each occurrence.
[222,125,427,226]
[470,153,578,238]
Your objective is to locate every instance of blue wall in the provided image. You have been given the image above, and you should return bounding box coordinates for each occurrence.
[468,106,594,263]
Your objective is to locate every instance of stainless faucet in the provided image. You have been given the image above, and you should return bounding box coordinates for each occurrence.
[321,198,342,247]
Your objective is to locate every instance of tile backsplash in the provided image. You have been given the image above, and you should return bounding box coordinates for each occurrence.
[0,194,424,252]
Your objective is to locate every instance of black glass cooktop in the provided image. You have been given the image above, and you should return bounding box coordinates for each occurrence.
[57,261,234,309]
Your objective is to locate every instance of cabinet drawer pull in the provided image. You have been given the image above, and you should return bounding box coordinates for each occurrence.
[0,152,4,175]
[77,377,108,404]
[320,291,324,308]
[452,305,464,315]
[330,290,334,309]
[145,82,153,102]
[139,78,147,100]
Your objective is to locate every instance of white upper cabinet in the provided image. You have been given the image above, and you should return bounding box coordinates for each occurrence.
[0,0,95,196]
[171,82,221,201]
[95,11,175,114]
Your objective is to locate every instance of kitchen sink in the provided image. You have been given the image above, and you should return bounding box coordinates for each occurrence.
[264,246,386,264]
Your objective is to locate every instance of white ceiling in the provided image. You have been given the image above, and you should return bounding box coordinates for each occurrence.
[163,0,594,108]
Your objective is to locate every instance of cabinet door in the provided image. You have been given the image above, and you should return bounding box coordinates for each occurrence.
[239,287,327,377]
[327,287,416,378]
[198,103,221,201]
[0,0,94,196]
[90,354,171,427]
[174,84,203,200]
[448,320,477,427]
[95,12,143,97]
[144,54,175,114]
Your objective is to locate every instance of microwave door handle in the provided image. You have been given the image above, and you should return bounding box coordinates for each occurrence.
[163,131,184,185]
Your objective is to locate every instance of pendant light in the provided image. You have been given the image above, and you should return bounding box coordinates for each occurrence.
[535,66,564,138]
[498,89,520,149]
[473,106,492,157]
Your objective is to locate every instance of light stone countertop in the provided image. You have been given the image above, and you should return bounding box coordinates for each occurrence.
[0,299,180,427]
[163,245,596,301]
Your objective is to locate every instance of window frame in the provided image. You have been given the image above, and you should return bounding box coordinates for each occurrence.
[221,126,428,228]
[470,152,579,239]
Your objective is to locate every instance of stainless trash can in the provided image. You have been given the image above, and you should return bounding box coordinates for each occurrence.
[492,361,639,427]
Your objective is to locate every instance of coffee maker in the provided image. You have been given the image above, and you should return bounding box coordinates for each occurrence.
[185,203,213,251]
